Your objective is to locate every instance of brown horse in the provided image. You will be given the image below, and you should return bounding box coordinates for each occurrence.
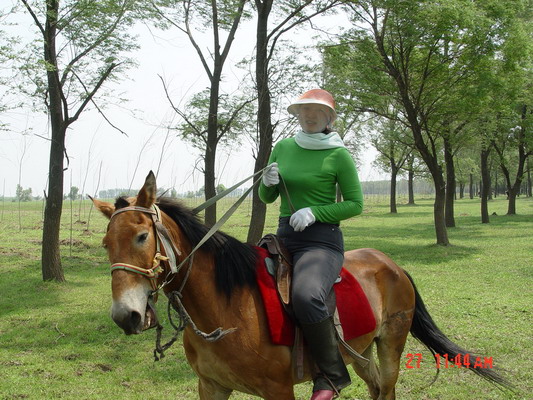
[92,172,508,400]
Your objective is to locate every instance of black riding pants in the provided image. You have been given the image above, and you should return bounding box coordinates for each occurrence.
[277,217,344,324]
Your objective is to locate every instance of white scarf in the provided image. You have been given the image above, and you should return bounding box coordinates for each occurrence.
[294,131,346,150]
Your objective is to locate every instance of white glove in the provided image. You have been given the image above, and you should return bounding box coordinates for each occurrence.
[289,207,316,232]
[262,162,279,187]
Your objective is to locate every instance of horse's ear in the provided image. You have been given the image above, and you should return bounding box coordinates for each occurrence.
[136,171,157,208]
[89,196,115,220]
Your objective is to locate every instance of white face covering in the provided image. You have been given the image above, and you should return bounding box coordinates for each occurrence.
[297,104,331,134]
[294,131,346,150]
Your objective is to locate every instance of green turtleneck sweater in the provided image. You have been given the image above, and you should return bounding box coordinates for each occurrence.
[259,138,363,224]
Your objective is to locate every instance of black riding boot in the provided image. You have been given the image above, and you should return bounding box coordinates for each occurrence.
[301,317,351,394]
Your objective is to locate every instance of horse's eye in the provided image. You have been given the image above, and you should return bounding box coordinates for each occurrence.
[137,232,149,243]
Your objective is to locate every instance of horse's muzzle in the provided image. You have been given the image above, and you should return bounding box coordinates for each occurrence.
[111,288,159,335]
[112,302,158,335]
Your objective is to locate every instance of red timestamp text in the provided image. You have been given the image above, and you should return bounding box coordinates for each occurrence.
[405,353,493,369]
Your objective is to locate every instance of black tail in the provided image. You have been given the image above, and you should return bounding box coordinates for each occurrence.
[403,270,513,390]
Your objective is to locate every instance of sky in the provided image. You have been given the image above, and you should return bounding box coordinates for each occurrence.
[0,7,384,198]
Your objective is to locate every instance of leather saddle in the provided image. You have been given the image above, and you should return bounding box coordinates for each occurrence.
[257,233,293,306]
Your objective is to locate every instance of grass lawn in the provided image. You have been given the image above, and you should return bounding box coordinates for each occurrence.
[0,195,531,399]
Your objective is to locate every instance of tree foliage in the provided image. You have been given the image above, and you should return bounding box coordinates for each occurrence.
[15,184,33,202]
[16,0,139,116]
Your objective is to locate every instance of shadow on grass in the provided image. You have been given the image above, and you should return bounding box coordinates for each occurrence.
[455,212,532,226]
[342,223,477,267]
[0,258,106,318]
[0,261,64,317]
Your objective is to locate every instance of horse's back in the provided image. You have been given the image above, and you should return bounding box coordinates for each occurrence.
[343,248,415,327]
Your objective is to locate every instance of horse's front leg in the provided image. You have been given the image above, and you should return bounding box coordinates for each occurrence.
[198,377,232,400]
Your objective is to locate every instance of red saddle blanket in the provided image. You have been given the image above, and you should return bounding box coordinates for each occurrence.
[255,247,376,346]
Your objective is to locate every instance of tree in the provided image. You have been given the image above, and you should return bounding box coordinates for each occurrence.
[371,117,412,213]
[151,0,250,226]
[401,154,426,205]
[475,0,532,217]
[67,186,79,201]
[0,7,16,129]
[246,0,342,244]
[492,106,532,214]
[16,184,33,202]
[214,183,227,195]
[17,0,140,281]
[454,148,479,199]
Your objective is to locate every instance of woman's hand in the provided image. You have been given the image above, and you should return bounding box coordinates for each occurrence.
[262,162,279,187]
[289,207,316,232]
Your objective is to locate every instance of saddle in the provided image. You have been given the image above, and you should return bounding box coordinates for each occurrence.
[257,233,292,306]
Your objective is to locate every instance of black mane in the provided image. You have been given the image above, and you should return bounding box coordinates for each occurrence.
[152,197,259,299]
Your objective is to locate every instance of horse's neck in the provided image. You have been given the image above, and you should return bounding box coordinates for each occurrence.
[162,214,230,330]
[182,253,228,325]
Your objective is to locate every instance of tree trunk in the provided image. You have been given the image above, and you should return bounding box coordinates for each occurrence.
[201,0,247,226]
[415,137,448,244]
[389,162,398,213]
[407,157,415,205]
[443,136,456,227]
[469,173,474,199]
[526,158,532,197]
[406,123,448,244]
[203,145,217,226]
[41,0,65,282]
[247,0,274,244]
[42,125,66,282]
[203,65,222,226]
[433,184,448,243]
[459,183,464,199]
[480,147,491,224]
[506,105,529,215]
[494,169,498,197]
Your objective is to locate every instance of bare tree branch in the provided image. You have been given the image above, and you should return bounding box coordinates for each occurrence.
[158,74,205,140]
[20,0,45,36]
[72,70,129,137]
[68,62,119,125]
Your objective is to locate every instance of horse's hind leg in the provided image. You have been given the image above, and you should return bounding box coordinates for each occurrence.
[198,378,232,400]
[350,343,380,400]
[375,313,411,400]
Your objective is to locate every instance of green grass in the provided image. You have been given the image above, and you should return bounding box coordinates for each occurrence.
[0,196,531,399]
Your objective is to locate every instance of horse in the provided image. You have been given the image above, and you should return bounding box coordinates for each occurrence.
[91,171,509,400]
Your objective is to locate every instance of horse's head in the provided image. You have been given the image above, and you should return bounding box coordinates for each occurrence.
[91,171,161,335]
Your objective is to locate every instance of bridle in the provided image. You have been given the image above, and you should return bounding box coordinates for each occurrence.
[109,205,183,293]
